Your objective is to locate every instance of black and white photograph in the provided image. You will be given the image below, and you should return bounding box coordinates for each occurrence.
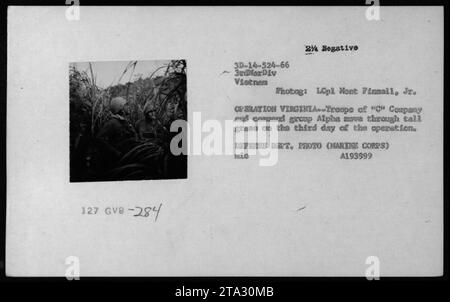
[69,60,187,182]
[1,2,447,296]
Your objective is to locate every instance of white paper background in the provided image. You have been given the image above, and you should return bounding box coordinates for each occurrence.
[6,6,443,276]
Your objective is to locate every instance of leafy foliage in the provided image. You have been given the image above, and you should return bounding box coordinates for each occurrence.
[70,60,187,182]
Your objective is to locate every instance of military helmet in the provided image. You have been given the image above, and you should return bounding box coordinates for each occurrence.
[110,97,126,114]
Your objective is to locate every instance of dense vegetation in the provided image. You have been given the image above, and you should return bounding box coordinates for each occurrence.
[70,60,187,182]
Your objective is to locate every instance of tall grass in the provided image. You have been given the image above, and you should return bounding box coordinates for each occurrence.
[70,60,187,140]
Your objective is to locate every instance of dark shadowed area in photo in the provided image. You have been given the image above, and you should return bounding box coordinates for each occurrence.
[69,60,187,182]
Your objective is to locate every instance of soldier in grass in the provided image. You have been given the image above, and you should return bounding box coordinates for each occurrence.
[135,100,166,142]
[160,92,187,179]
[162,92,185,128]
[97,96,138,160]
